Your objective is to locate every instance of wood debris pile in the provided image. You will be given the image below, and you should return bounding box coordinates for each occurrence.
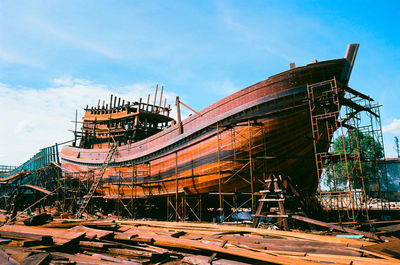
[0,219,399,265]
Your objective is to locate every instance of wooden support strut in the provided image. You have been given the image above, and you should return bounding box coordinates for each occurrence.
[253,174,289,230]
[176,96,183,134]
[76,138,118,217]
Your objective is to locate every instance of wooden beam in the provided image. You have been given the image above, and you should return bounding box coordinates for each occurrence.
[291,215,380,241]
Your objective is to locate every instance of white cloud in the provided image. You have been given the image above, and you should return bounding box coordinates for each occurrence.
[15,120,35,134]
[383,119,400,134]
[26,17,120,60]
[0,45,43,67]
[0,79,177,166]
[205,79,238,97]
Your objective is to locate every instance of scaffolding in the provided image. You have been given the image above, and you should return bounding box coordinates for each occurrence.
[308,77,388,222]
[0,77,389,225]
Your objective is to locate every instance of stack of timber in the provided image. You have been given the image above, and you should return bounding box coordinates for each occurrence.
[0,218,399,264]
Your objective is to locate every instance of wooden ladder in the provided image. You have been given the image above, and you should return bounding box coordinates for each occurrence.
[76,140,118,217]
[253,174,289,230]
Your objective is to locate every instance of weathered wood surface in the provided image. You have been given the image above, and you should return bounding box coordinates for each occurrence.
[292,215,380,240]
[62,59,351,198]
[118,220,375,247]
[0,219,397,264]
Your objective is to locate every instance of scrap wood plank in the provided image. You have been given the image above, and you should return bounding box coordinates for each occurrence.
[20,252,50,265]
[104,241,170,255]
[43,220,117,229]
[68,225,114,240]
[54,252,121,265]
[230,240,361,256]
[268,251,400,265]
[0,225,85,246]
[114,228,156,242]
[219,235,349,248]
[347,247,400,262]
[118,220,373,248]
[10,252,31,263]
[0,248,18,265]
[108,248,158,258]
[0,230,52,243]
[377,224,400,234]
[150,233,331,265]
[277,253,397,265]
[79,240,117,249]
[219,235,362,256]
[363,239,400,259]
[291,215,380,241]
[90,253,142,265]
[11,239,44,247]
[183,254,253,265]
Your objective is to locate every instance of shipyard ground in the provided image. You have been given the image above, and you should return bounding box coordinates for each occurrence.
[1,210,400,264]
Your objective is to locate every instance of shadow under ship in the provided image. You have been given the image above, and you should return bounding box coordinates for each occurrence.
[60,44,361,199]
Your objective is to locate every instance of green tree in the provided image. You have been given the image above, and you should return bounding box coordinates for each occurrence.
[324,130,383,191]
[394,136,400,158]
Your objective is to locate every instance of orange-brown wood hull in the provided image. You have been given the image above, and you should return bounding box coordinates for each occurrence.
[61,58,351,198]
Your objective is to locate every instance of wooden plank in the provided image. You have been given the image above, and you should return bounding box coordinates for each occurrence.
[0,225,85,246]
[291,215,380,241]
[348,247,400,262]
[20,252,50,265]
[0,230,52,243]
[118,221,373,247]
[79,240,116,249]
[91,253,142,264]
[68,225,114,240]
[364,239,400,258]
[0,248,19,265]
[108,248,155,258]
[377,224,400,233]
[53,252,120,265]
[149,233,330,265]
[10,252,31,263]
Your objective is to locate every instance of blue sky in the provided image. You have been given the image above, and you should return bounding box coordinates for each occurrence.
[1,0,399,164]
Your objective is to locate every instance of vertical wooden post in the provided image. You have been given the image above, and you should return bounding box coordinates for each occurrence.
[117,168,120,218]
[217,122,223,221]
[74,109,78,147]
[248,120,254,214]
[131,163,134,219]
[146,94,150,111]
[153,84,158,112]
[159,85,164,112]
[176,97,183,134]
[175,152,179,221]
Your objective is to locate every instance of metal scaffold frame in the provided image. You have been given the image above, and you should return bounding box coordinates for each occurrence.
[307,77,388,222]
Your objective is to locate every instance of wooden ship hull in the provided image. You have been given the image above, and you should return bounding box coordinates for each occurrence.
[61,46,359,199]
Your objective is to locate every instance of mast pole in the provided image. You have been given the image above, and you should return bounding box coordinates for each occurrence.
[153,84,158,112]
[74,109,78,147]
[176,96,183,134]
